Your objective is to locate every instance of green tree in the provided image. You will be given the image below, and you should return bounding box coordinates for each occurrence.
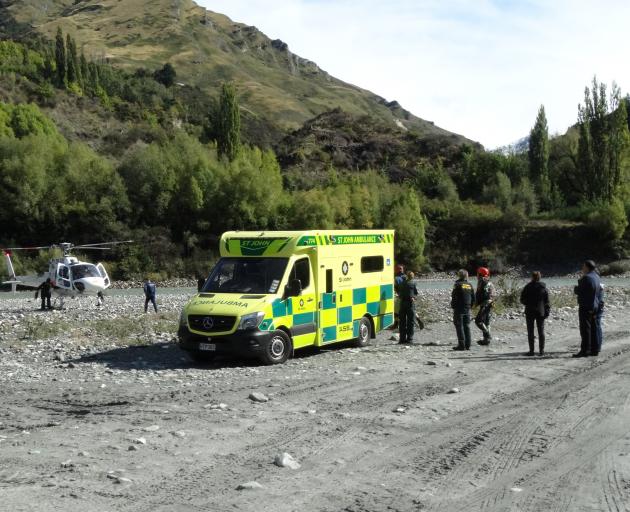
[153,63,176,87]
[289,189,336,229]
[482,172,512,211]
[80,52,89,90]
[576,77,630,201]
[609,82,630,195]
[54,27,66,87]
[528,105,551,208]
[216,82,241,161]
[588,198,628,241]
[66,34,80,86]
[384,188,426,268]
[218,146,283,229]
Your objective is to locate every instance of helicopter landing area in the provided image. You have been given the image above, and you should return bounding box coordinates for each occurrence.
[1,289,630,512]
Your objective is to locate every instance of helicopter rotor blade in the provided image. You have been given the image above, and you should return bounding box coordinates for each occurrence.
[72,247,112,251]
[0,245,55,251]
[73,240,133,249]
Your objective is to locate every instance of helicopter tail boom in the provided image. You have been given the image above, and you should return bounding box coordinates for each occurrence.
[3,250,17,281]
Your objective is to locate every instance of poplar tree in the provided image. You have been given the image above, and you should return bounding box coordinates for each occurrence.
[54,27,66,87]
[66,34,80,85]
[528,105,550,207]
[216,82,241,161]
[80,52,89,90]
[577,77,630,201]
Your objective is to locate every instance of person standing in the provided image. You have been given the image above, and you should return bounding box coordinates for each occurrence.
[573,260,601,357]
[398,271,418,345]
[393,264,405,329]
[143,277,158,313]
[475,267,496,345]
[451,269,475,351]
[35,278,53,310]
[520,272,550,356]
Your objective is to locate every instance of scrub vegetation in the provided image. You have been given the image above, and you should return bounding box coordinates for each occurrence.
[1,9,630,277]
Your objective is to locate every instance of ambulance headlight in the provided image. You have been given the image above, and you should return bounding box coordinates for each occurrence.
[179,310,188,327]
[238,312,265,331]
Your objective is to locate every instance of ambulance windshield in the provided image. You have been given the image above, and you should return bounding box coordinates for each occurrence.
[203,257,289,295]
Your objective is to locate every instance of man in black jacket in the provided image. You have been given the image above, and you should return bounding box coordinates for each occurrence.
[398,271,418,345]
[451,269,475,351]
[520,271,550,356]
[573,260,601,357]
[35,278,53,310]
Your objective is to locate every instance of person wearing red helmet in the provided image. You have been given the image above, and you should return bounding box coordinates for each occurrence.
[475,267,496,345]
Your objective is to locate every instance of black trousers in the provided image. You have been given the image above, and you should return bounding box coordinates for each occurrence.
[526,312,545,353]
[475,304,492,340]
[453,311,472,349]
[40,295,52,309]
[144,296,158,313]
[399,301,415,343]
[578,309,598,354]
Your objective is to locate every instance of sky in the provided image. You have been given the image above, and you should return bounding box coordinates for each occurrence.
[197,1,630,148]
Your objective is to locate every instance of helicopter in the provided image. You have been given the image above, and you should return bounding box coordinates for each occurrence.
[2,241,132,307]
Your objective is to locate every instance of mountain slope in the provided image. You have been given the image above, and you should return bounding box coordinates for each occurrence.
[0,0,475,147]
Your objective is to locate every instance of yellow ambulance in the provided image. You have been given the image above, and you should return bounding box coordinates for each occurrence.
[178,230,395,364]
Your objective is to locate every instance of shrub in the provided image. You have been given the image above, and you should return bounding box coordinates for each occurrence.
[588,199,628,240]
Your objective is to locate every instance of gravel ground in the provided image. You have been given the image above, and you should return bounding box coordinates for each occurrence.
[1,287,630,511]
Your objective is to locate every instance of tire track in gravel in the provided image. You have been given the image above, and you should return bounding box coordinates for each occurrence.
[418,346,630,512]
[306,334,630,512]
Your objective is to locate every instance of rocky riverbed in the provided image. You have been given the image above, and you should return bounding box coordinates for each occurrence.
[1,287,630,511]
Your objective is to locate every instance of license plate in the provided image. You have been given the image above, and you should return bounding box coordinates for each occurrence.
[199,343,216,352]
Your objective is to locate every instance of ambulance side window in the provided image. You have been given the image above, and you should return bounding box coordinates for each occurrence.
[289,258,310,289]
[361,256,384,273]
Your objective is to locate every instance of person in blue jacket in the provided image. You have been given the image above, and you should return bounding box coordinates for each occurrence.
[143,278,158,313]
[573,260,601,357]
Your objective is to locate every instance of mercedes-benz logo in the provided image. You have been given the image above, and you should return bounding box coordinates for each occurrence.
[342,261,349,276]
[202,316,214,330]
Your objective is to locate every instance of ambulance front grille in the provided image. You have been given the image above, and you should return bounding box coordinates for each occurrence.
[188,315,236,333]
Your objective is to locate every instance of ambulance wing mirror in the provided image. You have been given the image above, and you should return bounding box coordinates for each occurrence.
[284,279,302,299]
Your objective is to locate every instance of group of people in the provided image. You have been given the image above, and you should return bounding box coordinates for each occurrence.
[395,259,605,358]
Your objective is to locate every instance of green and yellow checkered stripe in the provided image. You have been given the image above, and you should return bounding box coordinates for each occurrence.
[320,284,394,343]
[259,284,394,345]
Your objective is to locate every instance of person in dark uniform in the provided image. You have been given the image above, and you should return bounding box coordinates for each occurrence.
[143,278,158,313]
[573,260,601,357]
[520,271,550,356]
[451,269,475,351]
[475,267,496,345]
[398,271,418,345]
[393,264,405,329]
[35,278,53,310]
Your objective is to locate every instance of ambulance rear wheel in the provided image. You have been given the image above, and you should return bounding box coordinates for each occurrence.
[354,317,372,348]
[261,330,291,365]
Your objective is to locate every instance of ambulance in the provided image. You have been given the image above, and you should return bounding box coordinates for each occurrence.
[178,230,395,364]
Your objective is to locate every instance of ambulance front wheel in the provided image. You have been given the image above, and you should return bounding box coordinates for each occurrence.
[261,330,291,365]
[354,317,372,348]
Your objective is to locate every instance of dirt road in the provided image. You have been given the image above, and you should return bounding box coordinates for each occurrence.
[1,291,630,511]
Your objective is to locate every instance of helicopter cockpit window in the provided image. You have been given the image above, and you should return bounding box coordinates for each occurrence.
[203,258,289,295]
[71,264,101,280]
[60,267,70,279]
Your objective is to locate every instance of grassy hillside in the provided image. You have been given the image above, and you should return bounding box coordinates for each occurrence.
[0,0,474,147]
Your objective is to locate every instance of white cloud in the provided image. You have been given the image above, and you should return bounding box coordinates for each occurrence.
[197,0,630,148]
